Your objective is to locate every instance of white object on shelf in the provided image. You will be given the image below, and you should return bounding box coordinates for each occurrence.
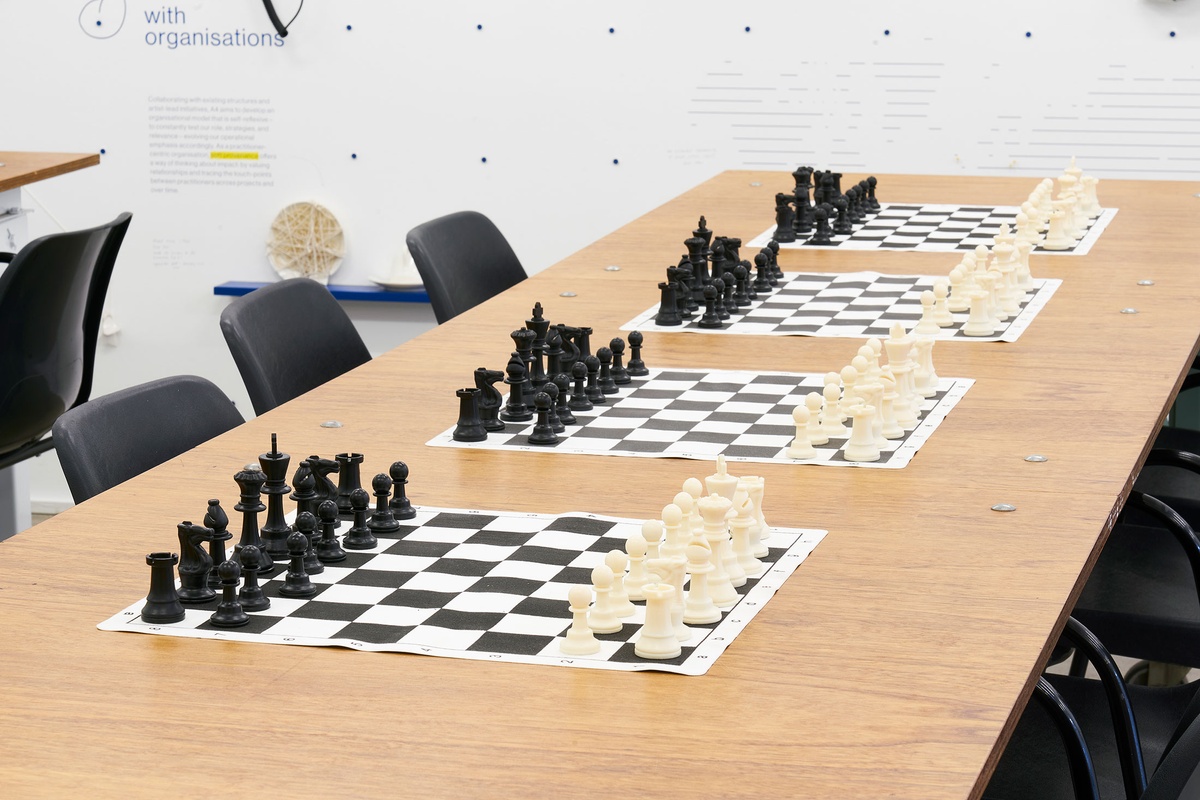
[369,249,424,291]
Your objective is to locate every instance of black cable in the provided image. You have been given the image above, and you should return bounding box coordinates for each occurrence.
[287,0,304,30]
[262,0,303,38]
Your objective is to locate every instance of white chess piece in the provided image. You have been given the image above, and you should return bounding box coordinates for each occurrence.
[842,403,881,462]
[587,564,622,634]
[932,280,954,327]
[559,584,601,655]
[820,382,847,436]
[805,391,828,445]
[697,494,738,607]
[742,475,770,557]
[682,543,721,624]
[787,406,818,459]
[878,368,904,440]
[633,583,681,659]
[1041,206,1073,251]
[962,289,995,336]
[913,290,940,335]
[705,455,739,500]
[911,338,937,399]
[641,519,662,561]
[946,267,970,313]
[624,533,648,602]
[660,503,685,559]
[605,550,635,617]
[731,495,764,577]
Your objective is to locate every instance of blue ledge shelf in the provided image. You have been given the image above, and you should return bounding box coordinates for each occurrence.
[214,281,429,304]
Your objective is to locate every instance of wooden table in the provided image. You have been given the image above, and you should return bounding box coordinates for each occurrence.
[0,151,100,194]
[2,172,1198,799]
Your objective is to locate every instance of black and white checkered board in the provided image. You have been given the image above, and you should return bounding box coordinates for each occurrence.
[99,507,826,675]
[747,204,1117,255]
[428,368,973,469]
[622,272,1061,343]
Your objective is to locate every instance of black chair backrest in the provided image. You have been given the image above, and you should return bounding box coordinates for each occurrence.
[1142,711,1200,800]
[52,375,243,503]
[0,213,131,455]
[405,210,527,324]
[219,278,371,416]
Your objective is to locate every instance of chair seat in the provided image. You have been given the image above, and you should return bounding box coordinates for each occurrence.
[1073,522,1200,668]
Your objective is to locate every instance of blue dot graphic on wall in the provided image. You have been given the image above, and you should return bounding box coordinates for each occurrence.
[79,0,126,39]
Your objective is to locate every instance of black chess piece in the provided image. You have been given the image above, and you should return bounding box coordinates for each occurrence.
[291,471,319,528]
[526,392,559,446]
[627,330,649,376]
[831,197,852,235]
[667,266,693,320]
[793,166,814,234]
[710,239,728,279]
[177,521,219,604]
[753,253,774,295]
[577,327,593,361]
[237,545,270,612]
[525,302,550,391]
[367,473,401,533]
[204,499,233,591]
[543,329,564,382]
[556,324,581,375]
[259,434,292,557]
[713,277,731,320]
[653,281,682,326]
[684,236,709,300]
[510,328,536,396]
[609,338,631,385]
[697,285,723,329]
[141,551,185,624]
[306,456,341,510]
[209,559,250,628]
[473,367,507,432]
[543,381,565,433]
[278,530,317,599]
[694,215,713,250]
[866,176,881,211]
[388,461,416,520]
[316,500,348,563]
[294,510,324,575]
[583,355,606,405]
[343,487,378,550]
[335,451,364,518]
[773,194,797,243]
[732,264,751,307]
[809,206,833,246]
[452,387,488,442]
[674,259,699,313]
[725,237,742,267]
[500,354,533,422]
[552,373,576,426]
[568,361,593,412]
[596,347,618,395]
[233,465,274,575]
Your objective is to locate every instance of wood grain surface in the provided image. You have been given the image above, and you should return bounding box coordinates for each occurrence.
[2,171,1197,799]
[0,151,100,193]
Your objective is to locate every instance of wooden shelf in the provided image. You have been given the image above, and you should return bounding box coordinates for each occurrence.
[213,281,429,304]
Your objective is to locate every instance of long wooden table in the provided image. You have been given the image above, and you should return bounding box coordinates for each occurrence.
[3,172,1198,798]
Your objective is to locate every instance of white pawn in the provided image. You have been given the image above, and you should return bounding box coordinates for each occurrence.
[683,543,721,624]
[805,391,828,445]
[947,267,970,313]
[676,491,704,549]
[624,533,648,602]
[633,583,680,660]
[641,519,662,560]
[932,280,954,327]
[605,550,635,617]
[820,382,847,437]
[559,585,601,655]
[682,477,705,536]
[787,406,817,459]
[857,344,879,381]
[660,503,685,559]
[913,289,940,335]
[587,564,622,634]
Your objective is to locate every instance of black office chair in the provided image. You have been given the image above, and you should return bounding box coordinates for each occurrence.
[405,210,528,324]
[52,375,243,503]
[984,618,1200,800]
[0,212,132,471]
[219,278,371,416]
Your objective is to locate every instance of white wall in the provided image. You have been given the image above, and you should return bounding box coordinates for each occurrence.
[6,0,1198,509]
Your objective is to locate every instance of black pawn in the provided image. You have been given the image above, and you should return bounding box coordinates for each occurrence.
[831,198,853,235]
[712,277,731,320]
[204,499,233,591]
[316,500,348,563]
[627,331,649,376]
[543,381,565,433]
[388,461,417,520]
[553,373,576,426]
[453,387,488,442]
[753,253,773,294]
[142,552,185,624]
[526,392,559,446]
[335,452,364,518]
[209,559,250,628]
[767,240,784,281]
[295,510,324,575]
[609,338,631,385]
[343,488,378,550]
[568,361,593,412]
[237,545,270,612]
[698,285,723,329]
[732,264,751,307]
[596,347,618,395]
[809,206,833,246]
[654,281,682,326]
[500,355,533,422]
[474,367,507,432]
[583,355,606,405]
[866,176,880,210]
[368,473,401,533]
[278,531,317,599]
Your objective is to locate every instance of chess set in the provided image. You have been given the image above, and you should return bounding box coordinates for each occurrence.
[99,443,826,676]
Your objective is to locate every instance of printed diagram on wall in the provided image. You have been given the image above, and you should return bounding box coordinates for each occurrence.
[267,202,345,284]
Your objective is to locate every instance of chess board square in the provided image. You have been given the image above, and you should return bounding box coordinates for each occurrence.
[733,433,792,448]
[491,613,571,638]
[586,415,642,429]
[624,427,686,443]
[566,549,609,569]
[485,560,564,582]
[331,621,416,645]
[537,636,625,661]
[355,604,437,627]
[376,537,456,556]
[679,390,736,403]
[289,600,373,621]
[745,422,794,438]
[546,516,619,536]
[425,558,496,577]
[510,544,587,566]
[721,401,776,415]
[399,625,485,651]
[598,406,657,419]
[561,436,622,450]
[306,566,353,585]
[804,300,854,312]
[333,552,378,570]
[469,576,546,595]
[525,528,597,550]
[262,616,353,639]
[550,565,594,585]
[654,371,703,383]
[333,569,417,590]
[722,444,785,459]
[678,430,739,444]
[666,440,728,456]
[707,411,769,425]
[832,309,890,322]
[312,584,396,605]
[362,553,440,573]
[404,526,480,544]
[444,592,525,614]
[426,512,498,529]
[622,439,672,453]
[747,372,802,387]
[442,543,521,562]
[693,419,752,435]
[512,596,571,618]
[400,571,483,593]
[469,631,558,655]
[695,379,751,393]
[606,396,671,411]
[640,418,698,432]
[423,609,506,630]
[462,529,538,547]
[666,399,723,412]
[650,408,709,422]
